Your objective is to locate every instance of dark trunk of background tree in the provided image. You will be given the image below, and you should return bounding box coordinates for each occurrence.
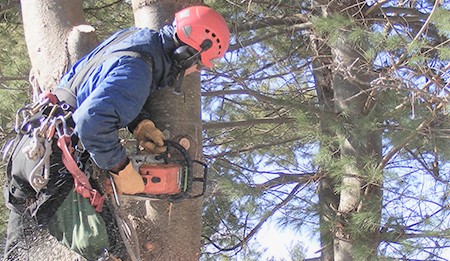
[311,35,339,261]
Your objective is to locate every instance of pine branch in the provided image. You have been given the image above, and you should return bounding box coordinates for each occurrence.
[229,22,312,51]
[214,157,315,177]
[405,148,446,183]
[203,117,296,130]
[206,135,303,159]
[0,76,29,82]
[381,207,449,243]
[202,85,335,121]
[378,117,435,170]
[251,172,319,191]
[201,89,249,97]
[375,7,428,20]
[232,14,310,32]
[379,103,445,169]
[83,0,125,11]
[383,229,450,242]
[0,0,19,17]
[409,0,440,47]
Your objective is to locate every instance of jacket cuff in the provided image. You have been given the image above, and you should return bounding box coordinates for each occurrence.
[128,109,151,133]
[109,157,130,174]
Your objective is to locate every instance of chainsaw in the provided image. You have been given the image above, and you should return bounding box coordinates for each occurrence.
[128,140,207,201]
[107,140,207,261]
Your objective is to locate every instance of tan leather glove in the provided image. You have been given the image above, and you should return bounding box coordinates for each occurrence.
[109,162,145,195]
[133,119,166,153]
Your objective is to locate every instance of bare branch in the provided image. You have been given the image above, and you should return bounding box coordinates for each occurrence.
[206,135,303,159]
[251,172,319,191]
[203,183,304,252]
[203,117,296,130]
[232,14,309,32]
[230,22,312,51]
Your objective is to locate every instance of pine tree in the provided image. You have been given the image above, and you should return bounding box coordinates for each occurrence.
[202,0,449,260]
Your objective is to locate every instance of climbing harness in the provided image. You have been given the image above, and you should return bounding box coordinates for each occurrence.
[12,91,105,212]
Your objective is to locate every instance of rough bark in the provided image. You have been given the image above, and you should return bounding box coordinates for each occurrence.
[127,1,204,260]
[20,0,97,96]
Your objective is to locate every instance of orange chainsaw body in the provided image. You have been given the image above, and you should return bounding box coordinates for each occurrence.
[139,163,182,195]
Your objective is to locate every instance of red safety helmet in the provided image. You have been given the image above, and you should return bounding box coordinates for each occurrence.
[174,6,230,68]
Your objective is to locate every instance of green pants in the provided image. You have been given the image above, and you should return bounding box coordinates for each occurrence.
[47,189,109,260]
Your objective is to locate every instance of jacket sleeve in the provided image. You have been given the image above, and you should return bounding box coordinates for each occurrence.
[72,57,152,170]
[127,108,151,134]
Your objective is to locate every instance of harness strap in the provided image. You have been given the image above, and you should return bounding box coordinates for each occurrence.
[57,134,105,212]
[54,28,151,109]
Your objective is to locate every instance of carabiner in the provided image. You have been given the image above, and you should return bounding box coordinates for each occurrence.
[53,115,70,138]
[15,107,33,133]
[31,97,50,114]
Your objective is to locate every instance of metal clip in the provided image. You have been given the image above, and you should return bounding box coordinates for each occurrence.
[53,115,70,138]
[30,97,50,114]
[60,103,71,111]
[110,176,121,207]
[14,97,52,134]
[15,107,33,134]
[37,105,58,139]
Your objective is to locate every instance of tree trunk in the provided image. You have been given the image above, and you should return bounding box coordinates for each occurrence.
[18,1,98,260]
[331,32,382,261]
[124,1,204,260]
[311,33,339,261]
[310,1,383,260]
[20,0,97,96]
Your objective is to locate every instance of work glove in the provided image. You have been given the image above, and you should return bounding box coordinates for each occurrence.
[133,119,166,153]
[109,161,145,195]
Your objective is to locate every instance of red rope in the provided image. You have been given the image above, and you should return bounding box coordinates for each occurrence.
[57,135,105,212]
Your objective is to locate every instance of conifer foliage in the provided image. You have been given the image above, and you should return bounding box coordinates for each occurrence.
[201,0,449,260]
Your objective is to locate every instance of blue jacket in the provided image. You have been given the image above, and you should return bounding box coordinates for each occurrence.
[56,26,177,170]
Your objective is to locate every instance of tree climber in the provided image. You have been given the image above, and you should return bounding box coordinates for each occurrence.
[3,5,230,261]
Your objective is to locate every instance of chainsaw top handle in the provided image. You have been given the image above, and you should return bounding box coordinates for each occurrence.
[158,140,191,164]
